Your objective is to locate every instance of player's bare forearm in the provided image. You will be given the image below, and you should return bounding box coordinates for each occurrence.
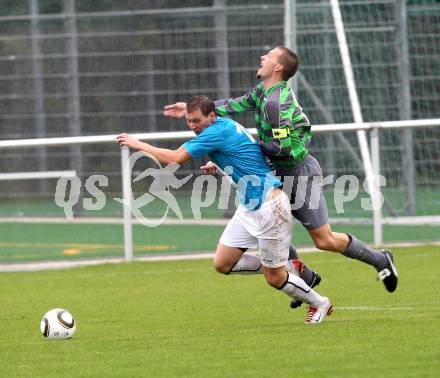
[143,145,190,165]
[116,133,190,164]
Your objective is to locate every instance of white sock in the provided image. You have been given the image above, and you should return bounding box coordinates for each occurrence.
[229,253,262,274]
[229,254,300,276]
[279,273,326,307]
[285,260,300,275]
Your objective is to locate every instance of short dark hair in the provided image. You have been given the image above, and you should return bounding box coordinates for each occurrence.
[186,95,216,116]
[275,46,299,80]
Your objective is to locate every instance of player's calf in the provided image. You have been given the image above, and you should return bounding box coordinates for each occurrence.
[262,266,289,289]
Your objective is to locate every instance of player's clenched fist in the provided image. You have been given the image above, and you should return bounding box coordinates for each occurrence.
[200,161,218,175]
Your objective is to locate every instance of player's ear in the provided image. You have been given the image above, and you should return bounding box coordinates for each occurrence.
[274,63,283,73]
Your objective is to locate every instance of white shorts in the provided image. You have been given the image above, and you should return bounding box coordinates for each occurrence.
[219,191,293,268]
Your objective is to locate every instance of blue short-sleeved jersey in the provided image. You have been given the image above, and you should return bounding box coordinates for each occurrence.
[182,117,282,210]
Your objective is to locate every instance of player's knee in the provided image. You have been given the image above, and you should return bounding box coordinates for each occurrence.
[314,237,330,250]
[213,259,231,275]
[314,235,337,251]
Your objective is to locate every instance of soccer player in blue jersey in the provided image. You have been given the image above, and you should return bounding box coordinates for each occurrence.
[116,95,333,324]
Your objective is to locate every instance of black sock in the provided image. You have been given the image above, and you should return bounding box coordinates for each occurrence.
[288,244,299,260]
[288,244,318,287]
[299,265,316,287]
[343,234,387,270]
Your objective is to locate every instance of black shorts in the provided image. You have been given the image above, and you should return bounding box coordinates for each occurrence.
[275,155,329,230]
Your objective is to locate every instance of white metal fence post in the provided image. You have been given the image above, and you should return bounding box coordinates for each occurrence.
[330,0,383,246]
[370,128,383,245]
[284,0,298,93]
[120,146,133,261]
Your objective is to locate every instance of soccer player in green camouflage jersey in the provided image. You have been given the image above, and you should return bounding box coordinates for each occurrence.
[163,46,398,300]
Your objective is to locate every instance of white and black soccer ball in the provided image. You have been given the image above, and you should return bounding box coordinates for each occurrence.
[40,308,76,340]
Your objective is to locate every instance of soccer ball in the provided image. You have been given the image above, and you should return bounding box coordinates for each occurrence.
[40,308,76,340]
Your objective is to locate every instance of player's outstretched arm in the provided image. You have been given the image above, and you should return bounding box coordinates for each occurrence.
[116,133,190,164]
[214,88,258,116]
[163,102,187,118]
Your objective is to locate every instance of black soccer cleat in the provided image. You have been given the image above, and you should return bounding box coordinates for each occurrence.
[290,271,322,309]
[377,250,398,293]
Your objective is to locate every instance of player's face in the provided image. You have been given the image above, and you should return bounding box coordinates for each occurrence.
[185,109,215,135]
[257,48,282,79]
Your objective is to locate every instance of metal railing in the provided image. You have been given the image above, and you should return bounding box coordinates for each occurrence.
[1,118,439,260]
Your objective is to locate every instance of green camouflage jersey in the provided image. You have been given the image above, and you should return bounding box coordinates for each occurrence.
[214,81,311,167]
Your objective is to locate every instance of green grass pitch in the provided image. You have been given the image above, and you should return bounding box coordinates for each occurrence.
[1,246,439,377]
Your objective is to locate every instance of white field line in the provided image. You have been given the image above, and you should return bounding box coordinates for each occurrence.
[0,216,231,226]
[335,305,418,311]
[1,240,440,273]
[0,253,215,273]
